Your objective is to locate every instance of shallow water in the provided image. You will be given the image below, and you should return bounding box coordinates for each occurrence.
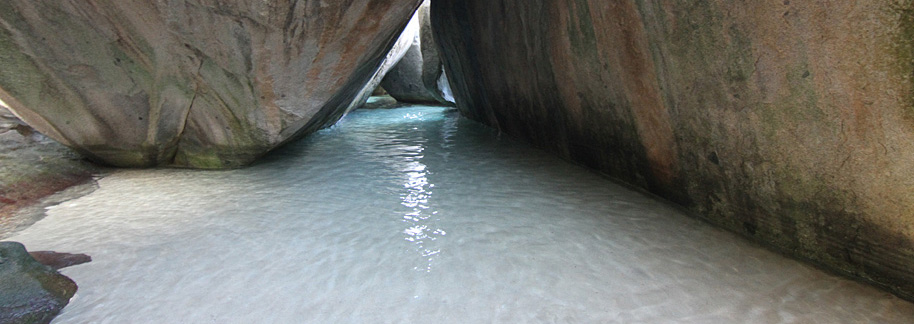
[10,106,914,323]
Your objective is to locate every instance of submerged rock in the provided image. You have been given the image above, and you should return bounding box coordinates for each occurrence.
[380,1,454,105]
[0,0,422,168]
[28,251,91,270]
[0,242,77,324]
[433,0,914,300]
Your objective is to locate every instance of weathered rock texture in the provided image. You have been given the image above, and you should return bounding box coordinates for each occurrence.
[380,1,454,105]
[0,242,78,324]
[433,1,914,299]
[0,0,421,168]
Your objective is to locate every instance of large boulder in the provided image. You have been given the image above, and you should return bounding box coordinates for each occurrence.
[380,0,454,106]
[0,0,422,168]
[0,242,78,324]
[433,0,914,300]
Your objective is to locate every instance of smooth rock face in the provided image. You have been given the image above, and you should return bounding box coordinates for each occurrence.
[433,0,914,300]
[0,242,77,324]
[0,0,422,168]
[379,33,429,103]
[380,1,454,106]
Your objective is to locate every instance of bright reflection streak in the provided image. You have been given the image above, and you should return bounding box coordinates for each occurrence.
[397,111,446,272]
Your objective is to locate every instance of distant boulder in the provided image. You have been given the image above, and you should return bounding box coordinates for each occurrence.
[380,0,455,106]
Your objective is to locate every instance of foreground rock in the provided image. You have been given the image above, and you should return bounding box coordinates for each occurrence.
[0,0,422,168]
[380,1,454,105]
[433,0,914,300]
[0,242,78,324]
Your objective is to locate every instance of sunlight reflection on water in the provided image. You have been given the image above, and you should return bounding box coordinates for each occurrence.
[394,110,446,272]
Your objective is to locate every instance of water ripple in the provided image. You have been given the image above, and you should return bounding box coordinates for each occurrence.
[7,106,914,323]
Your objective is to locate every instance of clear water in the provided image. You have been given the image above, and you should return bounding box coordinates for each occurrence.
[9,106,914,323]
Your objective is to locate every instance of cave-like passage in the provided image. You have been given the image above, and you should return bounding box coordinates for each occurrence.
[8,104,914,323]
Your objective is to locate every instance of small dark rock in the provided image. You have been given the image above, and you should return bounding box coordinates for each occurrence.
[29,251,91,270]
[361,95,401,109]
[0,242,78,324]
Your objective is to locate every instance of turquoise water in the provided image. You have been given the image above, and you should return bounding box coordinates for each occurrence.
[10,106,914,323]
